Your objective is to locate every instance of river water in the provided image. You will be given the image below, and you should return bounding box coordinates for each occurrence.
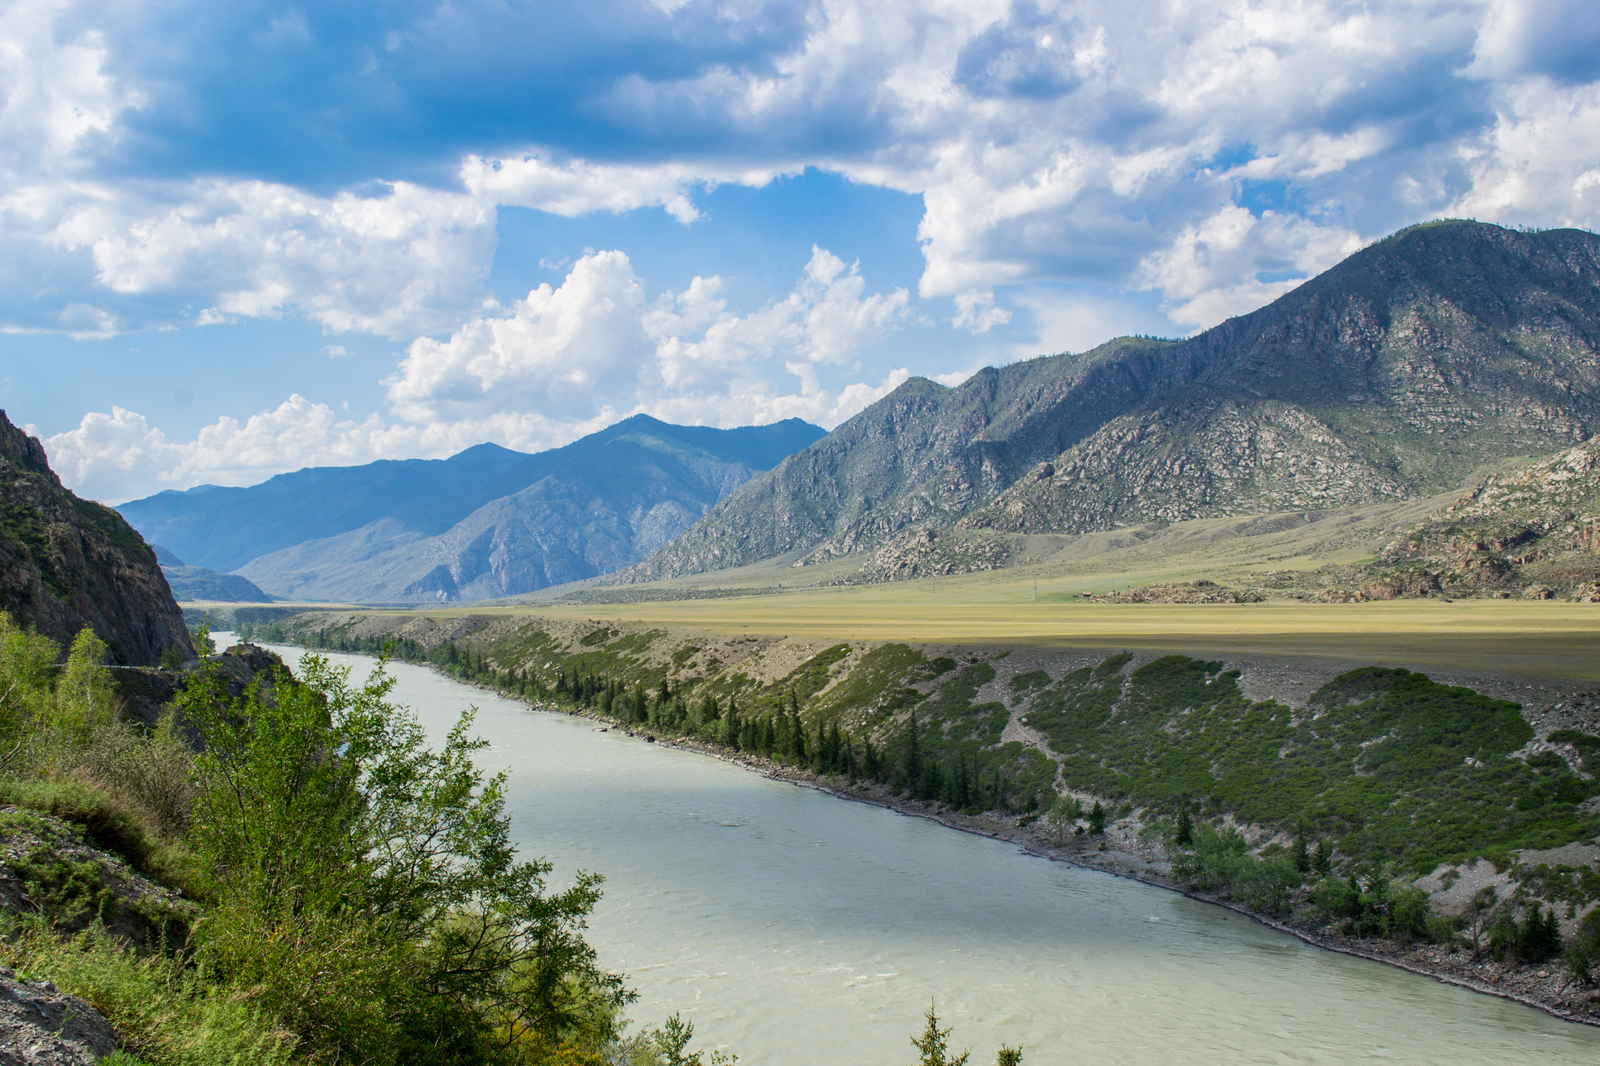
[243,639,1600,1065]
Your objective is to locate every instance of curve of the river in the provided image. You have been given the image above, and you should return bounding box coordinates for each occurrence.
[248,640,1600,1065]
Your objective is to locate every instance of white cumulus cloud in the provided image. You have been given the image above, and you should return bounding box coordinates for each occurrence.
[388,244,909,425]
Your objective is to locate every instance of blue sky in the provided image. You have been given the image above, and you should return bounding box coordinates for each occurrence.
[5,1,1600,502]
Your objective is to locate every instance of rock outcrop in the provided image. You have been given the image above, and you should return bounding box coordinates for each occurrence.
[0,412,190,665]
[1363,439,1600,598]
[0,967,119,1066]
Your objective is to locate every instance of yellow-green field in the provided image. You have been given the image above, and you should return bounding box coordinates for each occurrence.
[524,591,1599,679]
[196,484,1600,680]
[240,585,1600,682]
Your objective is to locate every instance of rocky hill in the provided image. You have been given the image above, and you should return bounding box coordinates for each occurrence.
[625,221,1600,582]
[1368,439,1600,599]
[228,415,826,602]
[0,412,190,665]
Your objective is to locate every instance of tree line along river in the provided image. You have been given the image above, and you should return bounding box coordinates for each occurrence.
[247,638,1600,1066]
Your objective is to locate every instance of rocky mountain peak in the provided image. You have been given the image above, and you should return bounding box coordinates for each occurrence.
[0,410,57,482]
[620,221,1600,583]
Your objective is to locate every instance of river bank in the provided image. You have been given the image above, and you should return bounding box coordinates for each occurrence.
[250,636,1600,1033]
[533,701,1600,1030]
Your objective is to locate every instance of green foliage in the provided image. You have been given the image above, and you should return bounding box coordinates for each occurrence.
[1018,655,1596,871]
[910,1001,969,1066]
[1501,901,1564,962]
[0,615,199,892]
[1567,909,1600,984]
[809,643,930,722]
[1173,805,1193,847]
[0,917,295,1066]
[1045,794,1081,844]
[1309,873,1439,943]
[176,651,630,1065]
[628,1013,737,1066]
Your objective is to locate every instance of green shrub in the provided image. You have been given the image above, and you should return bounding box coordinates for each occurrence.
[0,917,294,1066]
[1231,857,1302,916]
[177,651,630,1065]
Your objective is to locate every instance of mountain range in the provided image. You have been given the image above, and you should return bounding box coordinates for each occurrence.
[118,416,825,603]
[621,221,1600,582]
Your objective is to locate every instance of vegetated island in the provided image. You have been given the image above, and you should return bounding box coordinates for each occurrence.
[233,607,1600,1028]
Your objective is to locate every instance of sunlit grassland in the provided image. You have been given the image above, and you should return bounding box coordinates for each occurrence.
[381,587,1600,681]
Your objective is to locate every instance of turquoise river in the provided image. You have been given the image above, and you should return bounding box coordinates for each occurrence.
[244,638,1600,1066]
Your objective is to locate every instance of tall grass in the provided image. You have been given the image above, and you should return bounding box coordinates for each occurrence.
[0,917,296,1066]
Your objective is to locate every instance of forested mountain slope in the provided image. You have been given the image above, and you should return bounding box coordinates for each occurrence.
[626,221,1600,581]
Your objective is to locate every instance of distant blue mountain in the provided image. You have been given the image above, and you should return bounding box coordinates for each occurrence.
[118,415,825,602]
[150,545,275,603]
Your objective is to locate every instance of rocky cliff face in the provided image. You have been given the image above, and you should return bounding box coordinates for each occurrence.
[624,337,1198,579]
[0,412,191,665]
[962,390,1415,533]
[627,221,1600,581]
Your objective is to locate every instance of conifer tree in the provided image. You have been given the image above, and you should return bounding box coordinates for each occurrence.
[1291,825,1310,873]
[1174,804,1194,847]
[1088,801,1106,835]
[911,1001,969,1066]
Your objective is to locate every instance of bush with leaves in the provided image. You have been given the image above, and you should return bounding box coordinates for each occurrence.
[1170,823,1250,892]
[1309,873,1439,943]
[176,650,631,1065]
[1566,909,1600,985]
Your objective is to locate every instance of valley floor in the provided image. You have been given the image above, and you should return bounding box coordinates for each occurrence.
[304,595,1600,683]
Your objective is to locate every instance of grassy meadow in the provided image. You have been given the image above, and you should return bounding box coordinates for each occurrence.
[527,591,1600,680]
[195,485,1600,680]
[236,582,1600,682]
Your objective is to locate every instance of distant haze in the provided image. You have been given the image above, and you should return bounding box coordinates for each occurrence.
[118,416,824,602]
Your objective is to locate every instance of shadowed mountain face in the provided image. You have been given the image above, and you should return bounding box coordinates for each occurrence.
[0,412,191,664]
[151,545,274,603]
[122,416,825,603]
[625,221,1600,580]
